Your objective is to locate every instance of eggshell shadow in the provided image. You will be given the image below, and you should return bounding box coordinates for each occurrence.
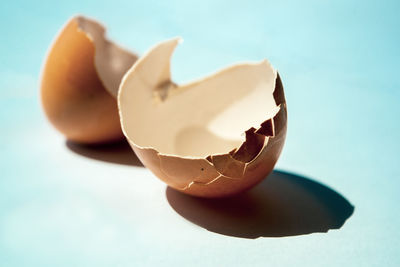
[66,140,143,167]
[166,170,354,238]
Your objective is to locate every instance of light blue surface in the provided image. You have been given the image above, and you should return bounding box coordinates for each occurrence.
[1,0,399,266]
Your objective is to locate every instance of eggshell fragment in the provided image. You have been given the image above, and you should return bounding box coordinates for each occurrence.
[119,38,287,198]
[41,16,137,144]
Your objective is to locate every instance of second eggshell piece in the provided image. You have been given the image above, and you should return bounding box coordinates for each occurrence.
[41,16,137,144]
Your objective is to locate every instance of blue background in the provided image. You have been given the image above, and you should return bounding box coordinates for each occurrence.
[0,0,399,266]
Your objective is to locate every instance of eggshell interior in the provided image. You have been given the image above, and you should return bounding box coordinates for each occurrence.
[76,17,138,97]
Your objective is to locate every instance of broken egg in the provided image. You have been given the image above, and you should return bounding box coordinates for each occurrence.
[118,38,287,198]
[41,15,138,144]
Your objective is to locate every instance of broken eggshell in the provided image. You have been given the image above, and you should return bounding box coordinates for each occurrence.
[118,38,287,198]
[41,15,138,144]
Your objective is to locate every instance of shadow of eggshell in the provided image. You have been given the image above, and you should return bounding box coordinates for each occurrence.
[166,170,355,238]
[65,139,144,167]
[41,15,138,144]
[119,38,287,197]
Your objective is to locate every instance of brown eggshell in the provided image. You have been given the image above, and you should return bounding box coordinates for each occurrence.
[118,38,287,198]
[158,156,220,189]
[41,16,137,144]
[210,154,246,179]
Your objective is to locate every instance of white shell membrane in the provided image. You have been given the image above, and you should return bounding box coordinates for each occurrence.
[119,38,279,158]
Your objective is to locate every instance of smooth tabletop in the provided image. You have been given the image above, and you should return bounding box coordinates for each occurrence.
[1,0,399,266]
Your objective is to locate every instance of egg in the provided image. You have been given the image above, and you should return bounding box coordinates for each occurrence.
[41,15,138,144]
[118,38,287,198]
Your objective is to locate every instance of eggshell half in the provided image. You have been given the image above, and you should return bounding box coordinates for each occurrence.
[119,38,287,198]
[41,16,137,144]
